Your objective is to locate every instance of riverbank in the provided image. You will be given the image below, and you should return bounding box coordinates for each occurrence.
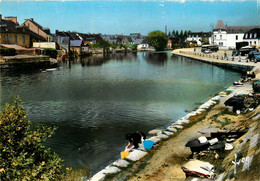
[0,55,59,69]
[88,48,260,181]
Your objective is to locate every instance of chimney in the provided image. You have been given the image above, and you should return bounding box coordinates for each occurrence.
[4,16,18,24]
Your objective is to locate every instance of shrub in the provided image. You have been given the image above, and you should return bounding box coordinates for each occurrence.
[0,97,66,180]
[0,48,16,56]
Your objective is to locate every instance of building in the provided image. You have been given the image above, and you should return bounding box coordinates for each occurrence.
[76,33,103,44]
[243,28,260,47]
[70,40,89,55]
[0,15,31,48]
[33,42,59,49]
[186,32,212,46]
[167,37,182,49]
[212,20,260,49]
[22,18,52,42]
[137,38,150,50]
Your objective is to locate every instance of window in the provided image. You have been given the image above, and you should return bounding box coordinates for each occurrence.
[245,34,248,38]
[236,35,238,40]
[5,34,9,42]
[23,36,26,43]
[255,33,257,38]
[219,42,223,46]
[250,41,252,45]
[250,33,252,38]
[214,35,216,39]
[254,41,257,45]
[15,35,18,42]
[220,35,222,40]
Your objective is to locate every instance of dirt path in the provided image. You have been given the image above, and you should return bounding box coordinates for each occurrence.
[128,105,224,181]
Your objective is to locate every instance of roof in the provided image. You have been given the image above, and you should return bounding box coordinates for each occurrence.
[26,19,43,29]
[141,37,149,44]
[243,28,260,39]
[227,26,260,33]
[77,33,103,42]
[133,38,143,44]
[214,20,227,31]
[0,19,27,34]
[0,44,26,50]
[55,30,78,40]
[70,40,83,47]
[214,20,260,33]
[188,32,212,37]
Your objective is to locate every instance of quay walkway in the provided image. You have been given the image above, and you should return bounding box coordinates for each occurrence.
[171,48,260,78]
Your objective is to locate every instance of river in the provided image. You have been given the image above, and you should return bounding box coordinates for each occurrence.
[0,51,241,174]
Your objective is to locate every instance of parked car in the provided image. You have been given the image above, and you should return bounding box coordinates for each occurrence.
[239,46,256,56]
[248,50,260,62]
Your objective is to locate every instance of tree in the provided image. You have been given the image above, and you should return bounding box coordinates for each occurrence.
[180,30,184,40]
[0,97,67,180]
[175,30,179,38]
[184,30,188,40]
[148,31,167,51]
[132,43,138,51]
[172,30,175,37]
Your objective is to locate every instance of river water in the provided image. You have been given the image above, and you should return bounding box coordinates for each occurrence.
[0,51,241,173]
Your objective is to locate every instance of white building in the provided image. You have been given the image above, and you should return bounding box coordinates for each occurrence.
[212,20,260,49]
[186,32,212,46]
[243,28,260,47]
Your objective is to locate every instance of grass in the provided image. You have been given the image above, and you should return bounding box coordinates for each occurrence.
[217,118,231,127]
[225,90,233,95]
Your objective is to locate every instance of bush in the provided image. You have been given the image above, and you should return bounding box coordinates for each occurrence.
[0,97,66,180]
[0,48,16,56]
[43,48,58,59]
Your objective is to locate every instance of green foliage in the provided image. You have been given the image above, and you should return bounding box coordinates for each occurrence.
[0,48,17,56]
[217,118,231,127]
[0,97,66,180]
[131,44,138,51]
[111,43,118,49]
[43,48,58,59]
[91,40,111,49]
[148,31,167,51]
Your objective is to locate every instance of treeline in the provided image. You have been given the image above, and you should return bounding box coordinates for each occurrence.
[168,30,190,41]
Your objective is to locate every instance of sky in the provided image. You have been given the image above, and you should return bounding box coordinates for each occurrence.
[0,0,259,35]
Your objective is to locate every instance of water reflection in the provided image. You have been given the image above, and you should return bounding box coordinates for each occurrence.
[146,51,168,66]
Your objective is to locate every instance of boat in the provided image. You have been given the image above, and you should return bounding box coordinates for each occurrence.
[182,159,216,179]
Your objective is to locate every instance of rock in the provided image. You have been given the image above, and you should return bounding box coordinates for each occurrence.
[112,159,130,168]
[127,150,147,161]
[167,127,177,132]
[172,125,183,129]
[148,129,163,135]
[163,131,174,136]
[103,166,121,174]
[157,133,169,139]
[89,170,106,181]
[148,136,161,143]
[225,143,233,150]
